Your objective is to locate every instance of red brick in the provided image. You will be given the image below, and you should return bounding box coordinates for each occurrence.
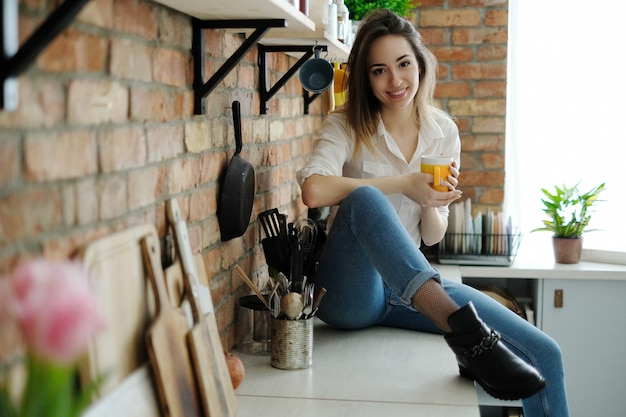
[67,79,129,124]
[127,85,163,122]
[204,29,223,58]
[201,217,221,248]
[129,86,180,122]
[450,0,507,6]
[153,48,188,87]
[110,38,152,82]
[478,187,505,205]
[128,166,158,210]
[189,186,218,222]
[220,238,245,270]
[473,116,506,133]
[98,126,147,173]
[419,28,447,45]
[145,124,184,162]
[462,134,505,151]
[0,78,64,129]
[185,121,211,153]
[78,0,114,28]
[0,187,63,243]
[477,45,507,61]
[169,157,201,194]
[421,10,482,27]
[25,130,97,181]
[38,28,107,73]
[461,170,504,187]
[474,81,506,97]
[419,0,446,6]
[98,175,127,220]
[436,65,449,79]
[452,63,507,79]
[454,117,471,133]
[76,178,99,225]
[449,98,506,116]
[113,0,157,40]
[482,152,505,169]
[485,10,508,26]
[158,9,192,48]
[200,152,227,183]
[459,151,480,169]
[452,28,508,45]
[431,46,474,62]
[435,82,472,98]
[0,138,20,187]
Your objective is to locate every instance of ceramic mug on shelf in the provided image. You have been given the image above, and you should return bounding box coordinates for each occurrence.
[299,49,334,94]
[420,154,453,192]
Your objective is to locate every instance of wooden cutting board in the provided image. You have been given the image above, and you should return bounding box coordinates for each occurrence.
[77,224,158,397]
[166,198,237,417]
[163,255,236,416]
[186,255,238,417]
[142,233,201,417]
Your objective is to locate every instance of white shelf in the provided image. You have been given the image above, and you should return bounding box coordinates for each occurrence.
[262,29,349,61]
[154,0,312,30]
[152,0,349,60]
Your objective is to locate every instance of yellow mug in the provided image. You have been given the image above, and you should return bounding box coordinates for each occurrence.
[420,155,453,191]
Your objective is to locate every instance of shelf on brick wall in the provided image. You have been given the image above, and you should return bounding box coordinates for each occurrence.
[153,0,350,114]
[152,0,349,60]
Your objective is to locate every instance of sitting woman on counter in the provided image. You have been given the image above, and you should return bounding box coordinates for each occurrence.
[297,9,569,417]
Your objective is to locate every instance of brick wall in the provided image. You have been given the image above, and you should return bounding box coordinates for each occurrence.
[415,0,509,213]
[0,0,319,356]
[0,0,508,360]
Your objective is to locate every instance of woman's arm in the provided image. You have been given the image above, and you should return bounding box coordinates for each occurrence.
[301,172,461,209]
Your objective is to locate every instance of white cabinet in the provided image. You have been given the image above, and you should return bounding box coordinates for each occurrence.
[460,273,626,417]
[540,278,626,417]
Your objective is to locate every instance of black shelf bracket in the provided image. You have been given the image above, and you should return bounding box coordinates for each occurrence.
[258,44,326,115]
[302,88,321,115]
[192,18,287,115]
[1,0,90,111]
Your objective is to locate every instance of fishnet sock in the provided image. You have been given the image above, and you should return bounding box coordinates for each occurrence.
[411,278,459,333]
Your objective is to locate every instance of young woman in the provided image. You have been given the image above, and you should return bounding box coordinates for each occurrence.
[296,9,569,417]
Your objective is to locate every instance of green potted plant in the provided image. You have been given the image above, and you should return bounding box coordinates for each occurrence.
[344,0,419,21]
[532,182,605,263]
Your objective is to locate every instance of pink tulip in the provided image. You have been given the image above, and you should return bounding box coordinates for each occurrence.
[9,259,104,364]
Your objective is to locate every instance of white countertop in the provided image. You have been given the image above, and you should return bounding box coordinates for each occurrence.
[236,319,479,417]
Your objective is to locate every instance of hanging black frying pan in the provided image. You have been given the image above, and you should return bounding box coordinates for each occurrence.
[218,101,255,241]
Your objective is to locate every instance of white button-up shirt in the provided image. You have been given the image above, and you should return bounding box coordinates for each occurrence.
[297,111,461,246]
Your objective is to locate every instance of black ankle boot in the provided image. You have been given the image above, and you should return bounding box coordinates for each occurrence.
[444,302,546,400]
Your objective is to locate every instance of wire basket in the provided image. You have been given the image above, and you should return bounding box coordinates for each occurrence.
[438,231,522,266]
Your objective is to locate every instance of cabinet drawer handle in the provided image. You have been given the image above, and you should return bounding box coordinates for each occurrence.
[554,289,564,308]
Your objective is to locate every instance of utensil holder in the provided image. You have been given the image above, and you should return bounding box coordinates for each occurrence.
[270,318,313,370]
[237,295,271,356]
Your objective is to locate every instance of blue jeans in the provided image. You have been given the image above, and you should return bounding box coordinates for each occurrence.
[314,186,569,417]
